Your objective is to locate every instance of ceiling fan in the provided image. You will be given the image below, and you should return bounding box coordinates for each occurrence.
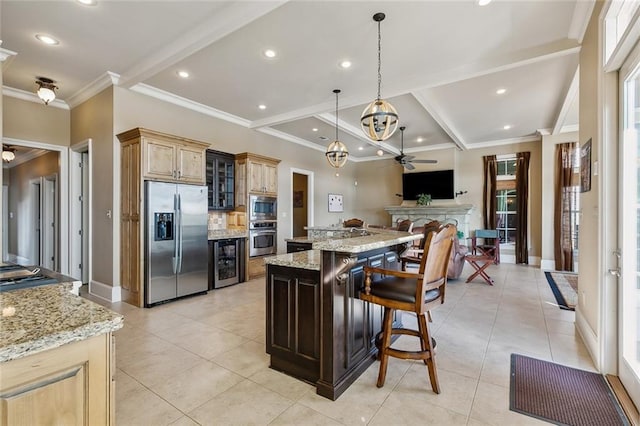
[394,126,437,170]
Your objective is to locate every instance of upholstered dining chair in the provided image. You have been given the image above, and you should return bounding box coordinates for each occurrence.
[343,218,364,228]
[395,219,414,232]
[470,229,500,264]
[360,224,456,394]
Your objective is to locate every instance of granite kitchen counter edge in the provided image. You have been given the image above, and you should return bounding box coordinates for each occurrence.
[265,249,321,271]
[312,230,421,253]
[0,284,123,363]
[208,229,248,240]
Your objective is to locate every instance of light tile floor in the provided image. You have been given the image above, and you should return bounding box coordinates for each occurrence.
[83,262,593,425]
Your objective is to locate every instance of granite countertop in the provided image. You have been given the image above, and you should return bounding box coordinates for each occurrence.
[0,284,124,363]
[208,229,248,240]
[284,236,327,244]
[264,249,321,271]
[312,229,421,253]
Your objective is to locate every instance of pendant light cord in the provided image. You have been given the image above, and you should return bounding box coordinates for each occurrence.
[377,19,382,101]
[335,91,339,141]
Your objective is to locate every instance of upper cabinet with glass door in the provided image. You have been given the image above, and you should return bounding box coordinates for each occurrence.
[206,150,235,211]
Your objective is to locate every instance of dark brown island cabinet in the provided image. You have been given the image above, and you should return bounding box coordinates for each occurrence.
[286,241,313,253]
[266,242,409,400]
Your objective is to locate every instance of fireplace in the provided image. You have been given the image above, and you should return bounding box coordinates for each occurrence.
[384,204,474,238]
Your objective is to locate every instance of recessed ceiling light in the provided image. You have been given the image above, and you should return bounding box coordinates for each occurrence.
[496,88,507,95]
[77,0,97,5]
[35,34,59,45]
[258,104,267,110]
[263,49,276,58]
[177,70,189,78]
[477,0,492,5]
[340,60,352,69]
[312,128,318,132]
[416,137,424,143]
[377,149,384,156]
[503,125,511,130]
[358,146,364,151]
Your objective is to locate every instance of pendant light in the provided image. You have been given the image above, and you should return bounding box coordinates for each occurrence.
[326,89,349,168]
[360,12,398,142]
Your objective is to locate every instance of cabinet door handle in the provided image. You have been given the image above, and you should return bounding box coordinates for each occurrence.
[173,170,176,178]
[178,170,182,179]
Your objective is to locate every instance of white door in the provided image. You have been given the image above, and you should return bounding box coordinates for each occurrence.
[618,40,640,405]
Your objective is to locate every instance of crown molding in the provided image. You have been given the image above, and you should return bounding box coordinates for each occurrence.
[468,135,541,150]
[2,86,69,110]
[0,47,17,62]
[552,66,579,135]
[538,124,579,136]
[568,0,595,43]
[2,148,49,169]
[256,127,326,154]
[130,83,251,127]
[66,71,120,108]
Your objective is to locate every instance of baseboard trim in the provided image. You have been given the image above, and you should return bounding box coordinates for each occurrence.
[575,307,599,368]
[89,280,122,303]
[540,259,555,270]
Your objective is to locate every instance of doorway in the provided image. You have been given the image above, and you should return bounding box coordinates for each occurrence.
[291,169,314,238]
[41,174,58,270]
[617,39,640,406]
[70,140,91,284]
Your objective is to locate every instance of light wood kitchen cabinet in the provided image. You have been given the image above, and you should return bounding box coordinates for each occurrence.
[140,131,207,184]
[235,153,280,208]
[234,153,280,279]
[0,334,115,425]
[117,127,209,307]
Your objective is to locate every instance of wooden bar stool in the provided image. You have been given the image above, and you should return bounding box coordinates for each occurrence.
[465,255,494,285]
[360,225,456,393]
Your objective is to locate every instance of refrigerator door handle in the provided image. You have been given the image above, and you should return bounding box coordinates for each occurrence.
[172,193,179,274]
[177,193,183,273]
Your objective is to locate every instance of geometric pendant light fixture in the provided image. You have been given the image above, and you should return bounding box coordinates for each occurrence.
[325,89,349,168]
[360,12,398,142]
[35,77,58,105]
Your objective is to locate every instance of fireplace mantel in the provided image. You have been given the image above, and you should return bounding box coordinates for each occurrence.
[384,204,474,237]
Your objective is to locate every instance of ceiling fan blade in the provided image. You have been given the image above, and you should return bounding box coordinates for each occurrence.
[403,155,415,161]
[411,159,438,164]
[404,162,415,170]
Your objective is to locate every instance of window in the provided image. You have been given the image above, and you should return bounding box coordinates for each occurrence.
[496,156,517,244]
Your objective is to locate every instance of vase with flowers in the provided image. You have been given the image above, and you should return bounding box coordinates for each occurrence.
[416,193,432,206]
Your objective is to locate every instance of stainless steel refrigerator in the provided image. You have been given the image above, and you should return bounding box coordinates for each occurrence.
[145,181,208,306]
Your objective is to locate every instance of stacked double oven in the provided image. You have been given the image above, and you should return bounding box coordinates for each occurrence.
[249,195,277,257]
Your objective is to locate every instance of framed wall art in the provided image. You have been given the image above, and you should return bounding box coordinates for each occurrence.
[328,193,343,212]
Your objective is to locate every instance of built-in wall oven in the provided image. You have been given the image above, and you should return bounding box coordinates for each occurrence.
[250,195,277,221]
[249,221,277,257]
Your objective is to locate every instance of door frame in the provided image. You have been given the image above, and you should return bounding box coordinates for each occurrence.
[289,168,314,237]
[30,177,41,266]
[70,139,92,284]
[41,173,58,270]
[3,137,70,274]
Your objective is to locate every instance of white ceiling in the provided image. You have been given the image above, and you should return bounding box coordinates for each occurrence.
[1,0,590,162]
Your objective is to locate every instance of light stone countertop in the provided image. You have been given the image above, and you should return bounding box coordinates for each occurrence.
[264,249,321,271]
[0,284,124,363]
[208,229,248,240]
[312,229,421,253]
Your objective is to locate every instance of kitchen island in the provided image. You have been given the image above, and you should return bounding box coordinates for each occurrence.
[0,283,123,424]
[265,229,420,400]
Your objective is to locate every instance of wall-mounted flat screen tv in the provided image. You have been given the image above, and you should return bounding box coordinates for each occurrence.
[402,170,454,200]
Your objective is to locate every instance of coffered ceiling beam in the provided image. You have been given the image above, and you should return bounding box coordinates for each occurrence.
[411,91,467,151]
[552,66,579,135]
[249,39,581,130]
[118,1,289,88]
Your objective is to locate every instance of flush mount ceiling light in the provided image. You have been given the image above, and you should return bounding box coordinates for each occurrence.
[503,125,512,130]
[326,89,349,169]
[177,70,189,78]
[35,77,58,105]
[360,12,398,142]
[496,88,507,95]
[340,60,352,69]
[263,49,276,58]
[2,146,15,163]
[258,104,267,110]
[35,34,59,45]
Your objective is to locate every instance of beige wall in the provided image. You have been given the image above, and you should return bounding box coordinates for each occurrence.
[577,1,602,338]
[70,86,114,286]
[7,151,59,261]
[3,97,70,146]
